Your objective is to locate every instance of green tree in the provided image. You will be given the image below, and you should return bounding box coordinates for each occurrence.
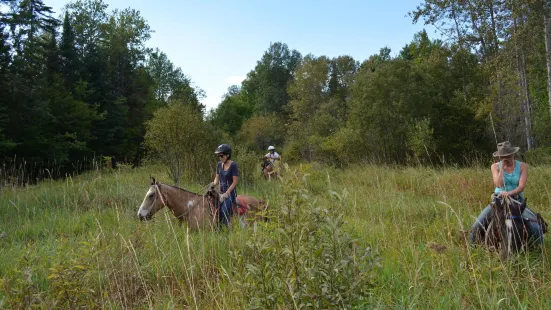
[237,113,285,153]
[60,11,79,89]
[241,42,302,115]
[145,103,216,184]
[0,23,14,156]
[209,86,254,135]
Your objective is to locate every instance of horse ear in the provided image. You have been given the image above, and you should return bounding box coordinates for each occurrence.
[150,176,156,185]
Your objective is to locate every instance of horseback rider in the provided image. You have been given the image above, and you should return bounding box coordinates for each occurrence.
[211,144,239,227]
[264,146,281,164]
[470,141,544,246]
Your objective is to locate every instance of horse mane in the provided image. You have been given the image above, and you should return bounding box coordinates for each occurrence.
[156,182,202,196]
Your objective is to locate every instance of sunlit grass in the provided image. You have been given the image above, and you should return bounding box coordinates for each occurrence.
[1,163,550,308]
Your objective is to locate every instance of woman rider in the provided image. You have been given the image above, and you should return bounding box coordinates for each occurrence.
[211,144,239,227]
[470,141,543,246]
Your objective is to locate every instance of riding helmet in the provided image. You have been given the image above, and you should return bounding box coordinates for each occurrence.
[215,144,232,158]
[268,145,275,151]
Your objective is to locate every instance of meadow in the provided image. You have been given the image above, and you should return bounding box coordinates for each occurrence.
[1,162,551,309]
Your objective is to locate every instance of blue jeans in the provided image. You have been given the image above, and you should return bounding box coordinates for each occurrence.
[470,195,543,246]
[219,192,236,227]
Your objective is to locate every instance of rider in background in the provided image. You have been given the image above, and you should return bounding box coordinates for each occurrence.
[264,146,281,164]
[212,144,239,227]
[470,141,543,246]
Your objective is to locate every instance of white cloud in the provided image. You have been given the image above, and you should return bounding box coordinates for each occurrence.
[224,75,246,85]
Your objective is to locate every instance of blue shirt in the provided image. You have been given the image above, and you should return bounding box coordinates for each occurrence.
[495,160,523,197]
[217,161,238,195]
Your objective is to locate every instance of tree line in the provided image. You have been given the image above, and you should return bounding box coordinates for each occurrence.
[2,0,551,179]
[0,0,204,171]
[209,0,551,166]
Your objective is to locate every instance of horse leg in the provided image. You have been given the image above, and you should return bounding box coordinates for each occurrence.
[239,215,247,228]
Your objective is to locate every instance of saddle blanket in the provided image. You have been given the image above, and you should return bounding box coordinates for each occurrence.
[233,196,249,215]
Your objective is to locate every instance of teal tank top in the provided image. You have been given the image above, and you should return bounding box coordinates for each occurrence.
[494,160,523,197]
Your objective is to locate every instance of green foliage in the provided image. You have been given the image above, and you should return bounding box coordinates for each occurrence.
[60,11,78,89]
[46,237,99,308]
[319,127,362,167]
[237,113,285,153]
[241,42,302,115]
[406,117,436,164]
[2,163,551,308]
[209,86,253,135]
[0,246,47,308]
[232,166,378,308]
[231,145,261,187]
[348,40,490,164]
[144,102,217,184]
[524,147,551,165]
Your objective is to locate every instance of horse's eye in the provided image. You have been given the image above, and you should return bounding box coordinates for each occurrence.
[149,193,155,198]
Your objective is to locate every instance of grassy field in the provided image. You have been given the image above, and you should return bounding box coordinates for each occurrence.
[1,163,551,309]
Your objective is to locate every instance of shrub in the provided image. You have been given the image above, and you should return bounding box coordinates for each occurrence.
[144,102,218,184]
[231,165,379,308]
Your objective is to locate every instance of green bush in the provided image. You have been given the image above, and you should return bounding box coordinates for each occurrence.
[144,102,218,185]
[231,166,379,308]
[233,145,262,188]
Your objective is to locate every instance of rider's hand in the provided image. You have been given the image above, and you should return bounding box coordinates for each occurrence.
[498,191,509,198]
[219,192,228,202]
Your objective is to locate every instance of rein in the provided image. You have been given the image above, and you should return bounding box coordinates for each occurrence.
[501,196,538,222]
[154,184,168,208]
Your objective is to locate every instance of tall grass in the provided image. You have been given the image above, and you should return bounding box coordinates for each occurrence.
[0,163,550,308]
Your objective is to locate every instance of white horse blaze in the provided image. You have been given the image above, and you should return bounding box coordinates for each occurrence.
[137,187,156,217]
[505,219,513,255]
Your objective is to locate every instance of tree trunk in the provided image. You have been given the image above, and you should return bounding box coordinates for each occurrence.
[521,53,534,149]
[451,0,464,48]
[466,0,503,111]
[514,17,534,150]
[544,1,551,117]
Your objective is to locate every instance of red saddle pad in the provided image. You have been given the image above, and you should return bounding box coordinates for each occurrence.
[233,196,249,215]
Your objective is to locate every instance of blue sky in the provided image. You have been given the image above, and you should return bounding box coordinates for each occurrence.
[44,0,437,111]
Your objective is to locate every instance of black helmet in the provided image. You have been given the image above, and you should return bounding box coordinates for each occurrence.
[215,144,232,157]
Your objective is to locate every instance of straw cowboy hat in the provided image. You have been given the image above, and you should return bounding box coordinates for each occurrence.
[492,141,520,157]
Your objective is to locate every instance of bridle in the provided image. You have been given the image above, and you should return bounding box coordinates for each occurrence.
[153,183,168,208]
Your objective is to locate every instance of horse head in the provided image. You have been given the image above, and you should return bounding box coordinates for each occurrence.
[492,196,528,258]
[205,183,220,203]
[137,178,166,221]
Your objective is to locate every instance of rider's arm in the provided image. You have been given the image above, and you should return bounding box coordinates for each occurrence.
[491,162,504,188]
[508,163,528,196]
[224,162,239,195]
[226,176,239,195]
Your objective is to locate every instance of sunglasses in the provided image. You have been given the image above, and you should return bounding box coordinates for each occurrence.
[218,153,226,158]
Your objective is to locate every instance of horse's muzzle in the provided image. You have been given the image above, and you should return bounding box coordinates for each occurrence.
[139,212,153,221]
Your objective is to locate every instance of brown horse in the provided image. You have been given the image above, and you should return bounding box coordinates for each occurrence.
[137,178,267,230]
[260,158,278,180]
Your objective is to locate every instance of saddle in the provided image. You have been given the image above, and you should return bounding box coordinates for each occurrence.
[233,196,249,215]
[261,160,274,170]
